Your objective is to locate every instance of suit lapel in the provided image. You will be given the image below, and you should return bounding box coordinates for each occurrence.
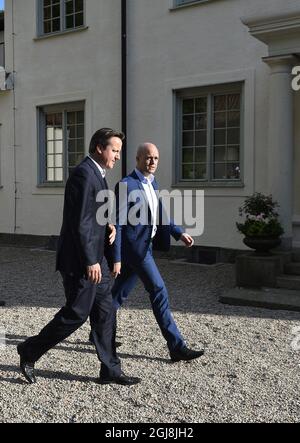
[130,170,156,221]
[152,179,159,191]
[131,170,145,193]
[131,170,158,193]
[152,179,159,201]
[86,156,107,190]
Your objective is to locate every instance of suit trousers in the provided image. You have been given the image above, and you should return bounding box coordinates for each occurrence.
[112,246,186,352]
[20,257,121,378]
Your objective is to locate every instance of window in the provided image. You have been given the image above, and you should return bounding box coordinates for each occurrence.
[38,102,85,185]
[177,84,243,184]
[39,0,85,36]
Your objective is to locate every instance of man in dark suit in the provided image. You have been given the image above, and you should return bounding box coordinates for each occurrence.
[110,143,204,362]
[17,128,140,386]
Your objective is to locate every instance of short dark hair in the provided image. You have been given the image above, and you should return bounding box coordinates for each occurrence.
[89,128,125,154]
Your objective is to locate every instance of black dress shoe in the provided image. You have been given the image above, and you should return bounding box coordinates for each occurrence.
[98,372,141,386]
[170,346,204,362]
[17,344,36,384]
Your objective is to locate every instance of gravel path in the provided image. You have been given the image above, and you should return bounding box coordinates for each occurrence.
[0,246,300,423]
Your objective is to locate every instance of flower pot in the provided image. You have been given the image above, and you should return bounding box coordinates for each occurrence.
[243,236,282,255]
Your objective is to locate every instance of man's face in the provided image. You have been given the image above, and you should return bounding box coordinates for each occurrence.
[97,136,122,170]
[137,145,160,176]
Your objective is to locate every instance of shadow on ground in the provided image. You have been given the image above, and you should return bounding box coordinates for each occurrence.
[1,246,300,321]
[4,334,171,364]
[0,363,97,385]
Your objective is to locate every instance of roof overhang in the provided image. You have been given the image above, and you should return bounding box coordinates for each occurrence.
[242,11,300,57]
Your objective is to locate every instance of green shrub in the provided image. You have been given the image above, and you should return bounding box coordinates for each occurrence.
[237,193,284,237]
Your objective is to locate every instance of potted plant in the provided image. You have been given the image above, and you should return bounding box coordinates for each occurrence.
[237,193,284,255]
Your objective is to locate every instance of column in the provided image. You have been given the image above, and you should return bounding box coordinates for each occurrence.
[263,55,297,250]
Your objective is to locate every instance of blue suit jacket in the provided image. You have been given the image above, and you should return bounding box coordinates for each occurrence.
[56,157,109,276]
[113,170,183,264]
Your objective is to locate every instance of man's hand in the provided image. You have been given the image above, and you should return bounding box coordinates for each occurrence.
[108,224,116,246]
[181,233,195,248]
[87,263,102,284]
[111,262,121,279]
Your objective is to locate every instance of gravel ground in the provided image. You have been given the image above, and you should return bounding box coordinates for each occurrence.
[0,246,300,423]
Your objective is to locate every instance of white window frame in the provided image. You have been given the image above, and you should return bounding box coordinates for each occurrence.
[38,101,85,187]
[176,83,244,186]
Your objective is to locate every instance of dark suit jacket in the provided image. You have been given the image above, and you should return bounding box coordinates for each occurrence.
[112,170,184,265]
[56,156,109,276]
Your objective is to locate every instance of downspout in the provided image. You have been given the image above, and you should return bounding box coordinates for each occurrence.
[121,0,127,177]
[11,0,17,233]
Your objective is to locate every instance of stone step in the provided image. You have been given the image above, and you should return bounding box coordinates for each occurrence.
[277,274,300,291]
[285,262,300,276]
[220,287,300,312]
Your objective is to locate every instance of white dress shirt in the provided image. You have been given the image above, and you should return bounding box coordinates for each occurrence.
[88,155,106,179]
[135,168,158,239]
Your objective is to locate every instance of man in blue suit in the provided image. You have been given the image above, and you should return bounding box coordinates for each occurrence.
[110,143,204,362]
[17,129,140,386]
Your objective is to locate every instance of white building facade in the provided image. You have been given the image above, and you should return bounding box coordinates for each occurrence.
[0,0,300,253]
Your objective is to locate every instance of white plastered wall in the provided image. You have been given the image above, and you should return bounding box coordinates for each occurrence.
[126,0,300,249]
[0,0,123,236]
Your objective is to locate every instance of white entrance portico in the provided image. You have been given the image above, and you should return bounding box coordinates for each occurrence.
[243,12,300,249]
